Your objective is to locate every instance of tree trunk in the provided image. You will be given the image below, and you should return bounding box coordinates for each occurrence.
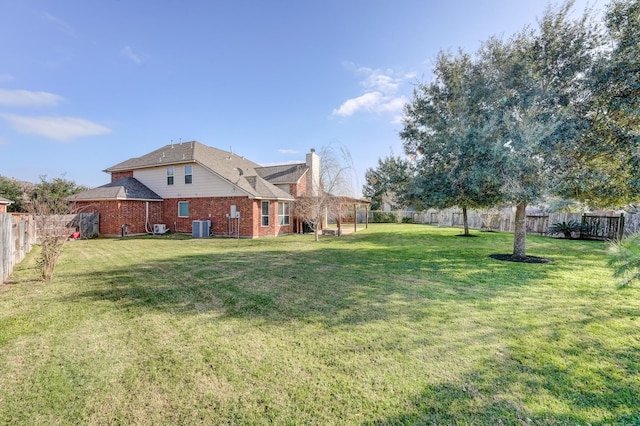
[513,201,527,259]
[462,206,470,236]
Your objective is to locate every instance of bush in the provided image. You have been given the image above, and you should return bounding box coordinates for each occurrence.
[548,220,583,238]
[370,211,400,223]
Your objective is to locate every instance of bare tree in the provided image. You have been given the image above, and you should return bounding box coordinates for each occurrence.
[29,176,84,281]
[295,145,355,241]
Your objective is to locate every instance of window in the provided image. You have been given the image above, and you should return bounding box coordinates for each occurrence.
[178,201,189,218]
[167,167,174,185]
[261,201,269,226]
[184,164,193,184]
[278,202,290,225]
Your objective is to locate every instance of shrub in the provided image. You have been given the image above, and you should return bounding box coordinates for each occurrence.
[548,220,583,238]
[370,211,400,223]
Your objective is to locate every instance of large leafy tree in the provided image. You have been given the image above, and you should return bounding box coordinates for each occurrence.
[477,1,605,258]
[401,50,503,236]
[30,175,88,215]
[401,1,608,257]
[362,155,413,210]
[558,0,640,206]
[0,175,25,212]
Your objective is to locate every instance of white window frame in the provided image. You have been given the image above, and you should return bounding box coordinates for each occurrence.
[184,164,193,184]
[278,202,290,226]
[178,201,189,218]
[261,201,269,227]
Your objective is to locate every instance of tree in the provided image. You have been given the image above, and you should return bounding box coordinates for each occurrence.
[30,175,88,214]
[401,50,503,236]
[29,175,87,281]
[557,0,640,207]
[295,145,355,241]
[0,175,25,212]
[401,1,611,257]
[362,155,413,210]
[472,1,602,258]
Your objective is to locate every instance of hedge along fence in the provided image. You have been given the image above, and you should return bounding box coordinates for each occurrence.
[370,208,638,240]
[0,213,36,283]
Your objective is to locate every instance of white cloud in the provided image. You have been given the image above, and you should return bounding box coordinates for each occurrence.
[0,89,64,107]
[0,114,111,141]
[332,65,408,118]
[332,92,382,117]
[122,45,143,65]
[0,73,15,83]
[278,149,299,154]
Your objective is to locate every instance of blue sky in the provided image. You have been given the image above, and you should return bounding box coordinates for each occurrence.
[0,0,602,194]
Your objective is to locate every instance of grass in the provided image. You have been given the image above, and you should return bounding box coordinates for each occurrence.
[1,224,639,425]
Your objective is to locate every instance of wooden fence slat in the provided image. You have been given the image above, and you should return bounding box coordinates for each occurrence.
[371,209,640,239]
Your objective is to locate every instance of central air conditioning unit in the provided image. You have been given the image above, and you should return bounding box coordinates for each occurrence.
[192,220,211,238]
[153,224,167,234]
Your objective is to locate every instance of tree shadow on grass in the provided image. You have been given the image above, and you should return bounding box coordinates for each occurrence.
[370,335,640,425]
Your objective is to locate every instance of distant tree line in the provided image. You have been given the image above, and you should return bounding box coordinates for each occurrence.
[0,175,87,214]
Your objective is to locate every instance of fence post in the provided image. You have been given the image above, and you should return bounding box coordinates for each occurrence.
[619,213,625,240]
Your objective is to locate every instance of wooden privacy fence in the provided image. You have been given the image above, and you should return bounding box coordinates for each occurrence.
[1,213,36,283]
[1,212,98,283]
[371,209,637,240]
[36,213,99,243]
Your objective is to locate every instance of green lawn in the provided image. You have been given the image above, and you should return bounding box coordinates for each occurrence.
[1,224,639,425]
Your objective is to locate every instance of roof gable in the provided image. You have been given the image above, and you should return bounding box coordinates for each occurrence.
[255,163,307,184]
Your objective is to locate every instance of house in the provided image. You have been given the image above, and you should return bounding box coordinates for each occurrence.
[0,197,12,213]
[70,141,319,238]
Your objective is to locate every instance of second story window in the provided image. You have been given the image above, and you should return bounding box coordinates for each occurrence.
[167,167,174,185]
[184,165,193,184]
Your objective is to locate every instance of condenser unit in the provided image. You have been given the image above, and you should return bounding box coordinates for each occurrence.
[192,220,211,238]
[153,224,167,234]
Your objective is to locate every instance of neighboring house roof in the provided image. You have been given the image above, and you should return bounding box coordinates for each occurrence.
[69,177,163,201]
[105,141,294,201]
[0,196,12,205]
[255,163,307,185]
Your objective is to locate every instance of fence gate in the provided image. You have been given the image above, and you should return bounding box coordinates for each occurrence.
[580,214,624,240]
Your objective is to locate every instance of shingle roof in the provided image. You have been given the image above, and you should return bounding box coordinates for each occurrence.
[255,163,307,184]
[0,196,12,205]
[69,177,162,201]
[105,141,294,201]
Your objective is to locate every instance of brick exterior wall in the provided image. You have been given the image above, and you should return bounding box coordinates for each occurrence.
[290,173,307,197]
[162,196,293,238]
[73,200,163,236]
[0,205,6,213]
[111,171,134,182]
